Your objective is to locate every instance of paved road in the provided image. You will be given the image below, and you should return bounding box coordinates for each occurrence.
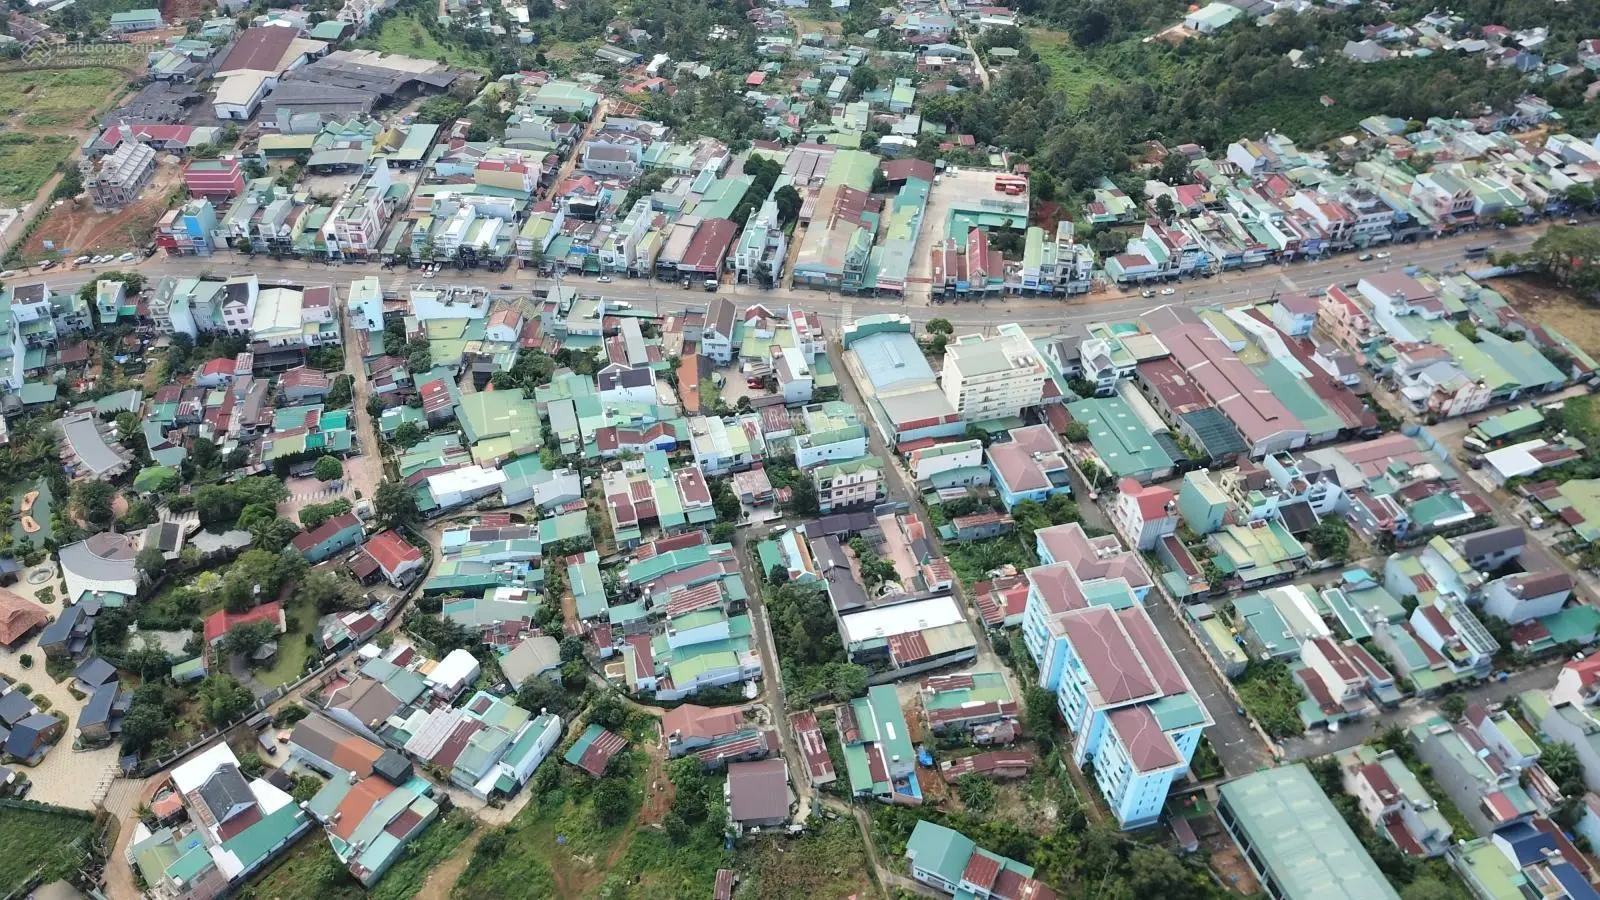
[13,221,1551,337]
[1280,660,1562,760]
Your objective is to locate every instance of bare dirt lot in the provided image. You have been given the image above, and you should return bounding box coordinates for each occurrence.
[1496,277,1600,358]
[21,155,183,262]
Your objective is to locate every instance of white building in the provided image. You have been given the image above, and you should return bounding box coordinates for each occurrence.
[1109,478,1177,550]
[940,323,1047,422]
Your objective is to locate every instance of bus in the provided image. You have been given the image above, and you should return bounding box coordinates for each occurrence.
[1464,245,1489,259]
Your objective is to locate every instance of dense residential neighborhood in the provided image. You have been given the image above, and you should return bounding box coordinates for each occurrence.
[11,0,1600,898]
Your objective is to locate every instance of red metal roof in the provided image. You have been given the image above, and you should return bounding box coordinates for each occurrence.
[364,530,422,577]
[962,854,1001,891]
[203,601,282,644]
[790,711,834,782]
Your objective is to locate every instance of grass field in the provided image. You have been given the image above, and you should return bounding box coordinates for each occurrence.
[1027,28,1115,109]
[0,69,126,128]
[733,819,875,899]
[0,805,97,895]
[0,135,75,204]
[359,16,488,71]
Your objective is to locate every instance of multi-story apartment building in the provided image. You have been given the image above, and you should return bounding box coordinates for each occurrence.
[1019,523,1194,828]
[940,323,1047,422]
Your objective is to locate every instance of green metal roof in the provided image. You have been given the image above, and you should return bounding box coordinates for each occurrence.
[1218,765,1399,900]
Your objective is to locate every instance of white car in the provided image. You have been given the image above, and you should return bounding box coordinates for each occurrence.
[73,255,90,265]
[1159,287,1175,295]
[0,270,15,278]
[1375,252,1391,260]
[97,254,115,264]
[117,252,135,262]
[597,275,612,283]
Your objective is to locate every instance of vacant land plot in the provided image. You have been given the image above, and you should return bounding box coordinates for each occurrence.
[1027,29,1115,109]
[359,17,488,71]
[0,135,74,204]
[1496,277,1600,360]
[0,69,127,128]
[20,155,182,262]
[0,804,97,895]
[734,819,874,899]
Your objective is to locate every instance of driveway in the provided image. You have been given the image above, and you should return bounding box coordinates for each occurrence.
[1281,660,1562,760]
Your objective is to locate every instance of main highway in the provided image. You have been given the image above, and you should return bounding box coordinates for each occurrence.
[15,223,1545,333]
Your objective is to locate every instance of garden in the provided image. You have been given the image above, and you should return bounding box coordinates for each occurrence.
[0,803,97,896]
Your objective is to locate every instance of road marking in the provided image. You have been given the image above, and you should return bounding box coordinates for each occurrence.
[1278,272,1300,292]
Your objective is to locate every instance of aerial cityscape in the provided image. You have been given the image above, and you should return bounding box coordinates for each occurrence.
[6,0,1600,898]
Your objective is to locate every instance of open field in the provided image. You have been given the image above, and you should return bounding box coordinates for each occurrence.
[0,135,74,204]
[0,68,127,128]
[733,819,874,899]
[1027,29,1114,109]
[357,16,489,71]
[0,804,97,895]
[1495,277,1600,359]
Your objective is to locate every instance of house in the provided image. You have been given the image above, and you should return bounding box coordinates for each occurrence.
[1540,704,1600,794]
[840,685,920,804]
[1218,766,1400,900]
[1411,714,1537,834]
[1339,746,1452,857]
[499,634,561,687]
[38,603,94,659]
[5,713,64,764]
[358,530,424,587]
[813,457,885,513]
[727,759,793,834]
[59,533,140,607]
[921,672,1017,740]
[290,512,364,564]
[564,723,627,777]
[305,768,438,887]
[904,820,1057,899]
[1108,477,1176,550]
[287,713,385,779]
[0,589,46,647]
[987,425,1072,509]
[1482,570,1571,625]
[790,711,836,788]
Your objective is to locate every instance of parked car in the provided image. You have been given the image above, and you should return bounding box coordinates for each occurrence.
[1159,287,1175,295]
[1357,253,1373,262]
[1375,252,1391,260]
[597,275,612,283]
[73,255,90,266]
[498,282,512,290]
[38,261,55,270]
[1140,289,1154,298]
[117,252,135,262]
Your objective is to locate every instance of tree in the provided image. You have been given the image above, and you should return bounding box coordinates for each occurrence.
[1126,845,1207,899]
[375,481,419,529]
[1567,183,1596,209]
[517,675,573,716]
[593,779,632,827]
[196,675,255,727]
[299,499,352,530]
[297,568,362,613]
[136,547,167,579]
[786,477,820,517]
[965,424,993,447]
[712,521,736,542]
[119,704,169,753]
[1441,694,1468,722]
[1023,684,1057,747]
[313,455,343,482]
[768,563,789,585]
[773,184,802,224]
[224,621,279,661]
[1401,878,1460,900]
[1310,518,1351,562]
[407,348,432,373]
[1154,194,1176,223]
[74,480,116,527]
[925,317,953,335]
[589,692,627,730]
[292,775,324,803]
[1542,741,1585,794]
[1062,422,1089,443]
[391,421,425,449]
